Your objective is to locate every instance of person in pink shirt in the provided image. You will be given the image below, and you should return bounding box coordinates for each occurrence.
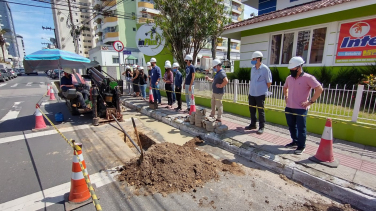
[283,57,323,155]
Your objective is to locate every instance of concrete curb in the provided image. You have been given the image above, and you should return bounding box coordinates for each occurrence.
[123,100,376,211]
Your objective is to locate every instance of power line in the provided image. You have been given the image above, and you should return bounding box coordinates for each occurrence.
[25,0,96,11]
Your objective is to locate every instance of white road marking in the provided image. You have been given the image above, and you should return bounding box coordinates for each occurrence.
[0,83,7,87]
[11,83,18,87]
[0,168,119,211]
[0,125,90,145]
[0,102,22,122]
[26,82,32,86]
[40,102,50,106]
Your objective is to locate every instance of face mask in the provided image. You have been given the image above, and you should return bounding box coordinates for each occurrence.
[251,60,257,65]
[172,68,177,73]
[290,69,298,77]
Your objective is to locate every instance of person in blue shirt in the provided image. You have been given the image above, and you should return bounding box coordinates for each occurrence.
[172,62,183,111]
[245,51,272,134]
[150,58,162,104]
[184,54,195,112]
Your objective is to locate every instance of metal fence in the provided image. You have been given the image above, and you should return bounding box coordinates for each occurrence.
[158,79,376,124]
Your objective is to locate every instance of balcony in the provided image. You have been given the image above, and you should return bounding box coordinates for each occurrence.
[103,32,119,44]
[138,17,154,24]
[138,1,154,9]
[102,0,116,7]
[104,17,117,23]
[95,24,102,34]
[138,7,160,15]
[232,6,241,14]
[232,0,242,5]
[102,17,118,29]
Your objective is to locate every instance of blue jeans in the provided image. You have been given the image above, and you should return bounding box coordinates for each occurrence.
[172,85,176,102]
[140,84,146,98]
[285,107,308,148]
[185,84,194,108]
[151,83,161,104]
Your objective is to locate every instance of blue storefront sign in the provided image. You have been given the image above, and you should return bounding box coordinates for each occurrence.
[123,50,131,55]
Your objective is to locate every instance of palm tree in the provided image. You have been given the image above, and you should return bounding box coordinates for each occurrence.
[0,29,10,62]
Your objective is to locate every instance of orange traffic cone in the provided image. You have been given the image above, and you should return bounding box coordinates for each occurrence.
[32,105,48,132]
[49,87,56,101]
[309,119,339,168]
[46,84,50,96]
[65,143,92,210]
[189,94,196,115]
[149,86,154,103]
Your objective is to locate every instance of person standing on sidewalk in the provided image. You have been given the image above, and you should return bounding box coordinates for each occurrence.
[138,66,148,101]
[150,58,162,104]
[172,62,183,111]
[284,56,323,155]
[245,51,272,134]
[147,62,152,86]
[122,65,132,95]
[131,65,140,97]
[205,59,228,122]
[184,55,195,112]
[163,63,174,108]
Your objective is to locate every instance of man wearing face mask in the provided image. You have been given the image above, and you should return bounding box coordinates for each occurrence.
[184,55,195,112]
[150,58,162,104]
[245,51,272,134]
[283,56,323,155]
[172,62,183,111]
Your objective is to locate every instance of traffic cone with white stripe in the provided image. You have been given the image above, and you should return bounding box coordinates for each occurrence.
[189,94,196,115]
[32,105,48,132]
[309,119,340,168]
[49,87,56,101]
[65,142,92,209]
[46,84,50,96]
[149,86,154,103]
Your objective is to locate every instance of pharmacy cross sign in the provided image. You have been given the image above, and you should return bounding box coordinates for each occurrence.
[113,40,124,52]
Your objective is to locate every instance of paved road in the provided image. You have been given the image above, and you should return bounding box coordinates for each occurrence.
[0,74,354,211]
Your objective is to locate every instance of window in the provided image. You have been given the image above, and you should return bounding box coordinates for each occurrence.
[269,27,327,65]
[133,28,136,31]
[93,57,97,61]
[113,57,119,64]
[142,13,147,18]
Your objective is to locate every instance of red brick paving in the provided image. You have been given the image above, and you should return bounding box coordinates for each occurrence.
[221,119,376,175]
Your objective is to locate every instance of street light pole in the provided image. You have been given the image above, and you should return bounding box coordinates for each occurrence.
[42,26,59,49]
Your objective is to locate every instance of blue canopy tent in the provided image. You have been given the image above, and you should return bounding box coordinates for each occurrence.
[24,49,95,79]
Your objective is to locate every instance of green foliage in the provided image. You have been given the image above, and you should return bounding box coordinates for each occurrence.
[331,66,363,89]
[236,68,251,82]
[194,72,206,79]
[226,72,237,81]
[154,0,229,69]
[309,66,332,87]
[270,67,283,85]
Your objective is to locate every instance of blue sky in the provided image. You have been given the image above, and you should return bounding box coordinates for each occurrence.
[9,0,55,55]
[244,5,258,19]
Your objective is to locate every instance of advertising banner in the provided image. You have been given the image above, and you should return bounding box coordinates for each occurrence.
[135,24,165,56]
[336,17,376,63]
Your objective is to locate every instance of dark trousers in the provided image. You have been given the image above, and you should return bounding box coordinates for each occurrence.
[285,107,308,148]
[165,84,173,106]
[175,87,182,109]
[248,95,266,129]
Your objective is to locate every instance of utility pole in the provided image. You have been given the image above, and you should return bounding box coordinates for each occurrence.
[42,26,59,49]
[67,0,79,54]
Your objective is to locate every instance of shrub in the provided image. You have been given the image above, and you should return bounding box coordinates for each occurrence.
[331,66,363,89]
[312,66,332,87]
[194,72,206,79]
[270,67,283,85]
[236,68,251,82]
[226,72,237,81]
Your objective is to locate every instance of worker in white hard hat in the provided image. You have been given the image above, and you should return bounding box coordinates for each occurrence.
[205,59,228,122]
[146,62,152,86]
[163,62,174,108]
[283,56,323,155]
[184,54,195,112]
[172,62,183,111]
[131,64,140,97]
[245,51,272,135]
[150,57,162,104]
[122,65,133,95]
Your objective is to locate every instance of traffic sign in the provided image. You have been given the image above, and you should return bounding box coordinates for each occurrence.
[113,40,124,52]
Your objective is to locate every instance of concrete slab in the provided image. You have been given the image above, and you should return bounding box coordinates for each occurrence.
[353,170,376,191]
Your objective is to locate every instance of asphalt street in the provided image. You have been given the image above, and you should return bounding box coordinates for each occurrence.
[0,73,355,211]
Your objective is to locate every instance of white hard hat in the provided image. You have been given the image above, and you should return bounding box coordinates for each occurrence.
[133,64,138,69]
[165,60,171,65]
[212,59,221,67]
[63,68,73,74]
[125,65,131,69]
[288,56,305,69]
[252,51,263,59]
[150,58,157,63]
[139,66,144,70]
[165,63,172,69]
[172,62,180,68]
[184,54,193,61]
[146,62,151,66]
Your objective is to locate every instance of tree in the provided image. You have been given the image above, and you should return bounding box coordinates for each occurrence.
[0,29,10,62]
[154,0,229,68]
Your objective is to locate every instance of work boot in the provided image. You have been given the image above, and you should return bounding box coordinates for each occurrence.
[285,142,298,148]
[245,125,257,130]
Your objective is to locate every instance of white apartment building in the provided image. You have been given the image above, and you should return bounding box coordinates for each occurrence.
[51,0,96,57]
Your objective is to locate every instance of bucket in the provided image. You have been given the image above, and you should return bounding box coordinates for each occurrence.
[104,93,113,102]
[55,112,64,122]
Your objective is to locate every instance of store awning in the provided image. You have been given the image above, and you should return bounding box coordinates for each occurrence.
[125,55,137,60]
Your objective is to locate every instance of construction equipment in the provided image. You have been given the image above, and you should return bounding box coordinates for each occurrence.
[87,67,123,126]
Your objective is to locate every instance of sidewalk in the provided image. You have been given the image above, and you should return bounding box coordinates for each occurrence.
[121,94,376,210]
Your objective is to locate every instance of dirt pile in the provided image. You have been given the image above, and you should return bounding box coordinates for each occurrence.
[117,137,244,194]
[285,201,357,211]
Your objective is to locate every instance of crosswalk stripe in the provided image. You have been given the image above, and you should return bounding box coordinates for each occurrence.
[26,82,32,86]
[10,83,18,87]
[0,102,22,122]
[0,83,7,87]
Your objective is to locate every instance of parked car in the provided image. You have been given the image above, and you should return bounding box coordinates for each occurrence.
[0,68,11,81]
[6,69,14,79]
[51,69,63,79]
[26,70,38,75]
[0,69,6,82]
[9,69,17,78]
[16,68,24,76]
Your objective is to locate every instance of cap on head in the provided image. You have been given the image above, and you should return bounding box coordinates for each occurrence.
[288,56,305,69]
[63,68,73,74]
[184,55,193,61]
[150,58,157,63]
[172,62,180,68]
[212,59,221,67]
[251,51,263,59]
[146,62,151,66]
